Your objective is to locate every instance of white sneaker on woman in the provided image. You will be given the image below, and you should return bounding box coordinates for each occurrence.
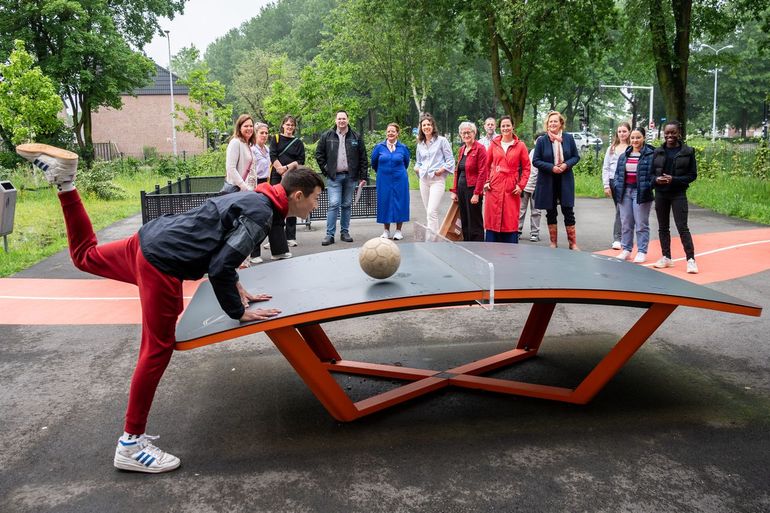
[633,252,647,263]
[393,230,403,240]
[611,241,622,250]
[687,259,699,274]
[381,230,391,239]
[653,257,674,268]
[617,250,631,261]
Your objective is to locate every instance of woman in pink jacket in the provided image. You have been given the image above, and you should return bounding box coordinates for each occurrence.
[483,116,531,243]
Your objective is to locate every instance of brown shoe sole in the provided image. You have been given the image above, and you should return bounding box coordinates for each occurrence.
[16,143,78,160]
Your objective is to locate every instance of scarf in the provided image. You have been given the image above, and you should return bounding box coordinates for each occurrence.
[548,130,564,166]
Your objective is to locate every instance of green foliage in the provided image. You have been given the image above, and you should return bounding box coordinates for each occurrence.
[573,150,605,197]
[298,57,362,135]
[752,139,769,179]
[262,59,302,130]
[0,40,64,149]
[0,0,182,160]
[176,65,233,147]
[233,51,299,122]
[689,173,770,224]
[75,161,128,200]
[171,45,204,81]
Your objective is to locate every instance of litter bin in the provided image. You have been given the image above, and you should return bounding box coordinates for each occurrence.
[1,181,17,252]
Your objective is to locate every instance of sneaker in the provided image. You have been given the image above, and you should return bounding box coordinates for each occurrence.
[381,230,391,239]
[653,257,674,269]
[114,434,180,474]
[321,235,334,246]
[611,241,622,250]
[617,250,631,261]
[271,252,292,260]
[340,232,354,243]
[16,143,78,190]
[529,233,539,242]
[262,241,270,249]
[687,258,699,274]
[633,252,647,263]
[393,230,403,241]
[287,239,298,247]
[250,256,263,264]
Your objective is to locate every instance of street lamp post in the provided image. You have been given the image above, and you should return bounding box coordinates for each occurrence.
[164,30,178,157]
[701,44,733,143]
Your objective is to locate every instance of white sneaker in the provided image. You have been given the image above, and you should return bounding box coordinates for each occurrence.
[250,256,263,264]
[617,250,631,261]
[653,257,674,268]
[114,434,181,474]
[287,239,298,247]
[687,259,699,274]
[393,230,403,240]
[381,230,391,239]
[633,252,647,263]
[16,143,78,190]
[271,252,292,260]
[262,241,270,249]
[611,241,622,250]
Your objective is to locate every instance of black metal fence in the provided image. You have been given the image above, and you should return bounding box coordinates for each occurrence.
[140,175,378,225]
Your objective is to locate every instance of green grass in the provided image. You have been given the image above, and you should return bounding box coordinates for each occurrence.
[0,170,172,277]
[689,175,770,224]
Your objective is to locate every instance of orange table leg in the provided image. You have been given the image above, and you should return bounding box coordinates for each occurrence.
[298,324,341,362]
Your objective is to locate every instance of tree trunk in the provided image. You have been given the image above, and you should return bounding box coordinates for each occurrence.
[82,96,94,167]
[485,10,527,127]
[648,0,692,136]
[531,103,538,138]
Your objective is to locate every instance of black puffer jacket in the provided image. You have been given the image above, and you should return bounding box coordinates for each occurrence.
[652,144,697,194]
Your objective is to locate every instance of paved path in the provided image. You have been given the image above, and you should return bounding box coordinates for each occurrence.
[1,191,768,513]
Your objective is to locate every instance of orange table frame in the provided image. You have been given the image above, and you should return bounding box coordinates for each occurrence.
[176,288,760,422]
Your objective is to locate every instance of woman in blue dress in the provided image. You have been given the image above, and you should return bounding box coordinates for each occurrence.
[371,123,411,240]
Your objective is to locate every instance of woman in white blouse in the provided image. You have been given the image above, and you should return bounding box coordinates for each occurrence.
[414,113,454,237]
[223,114,256,193]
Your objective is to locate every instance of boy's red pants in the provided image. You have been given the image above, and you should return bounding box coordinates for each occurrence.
[60,191,183,434]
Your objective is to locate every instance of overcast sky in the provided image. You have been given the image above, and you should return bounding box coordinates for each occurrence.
[143,0,274,66]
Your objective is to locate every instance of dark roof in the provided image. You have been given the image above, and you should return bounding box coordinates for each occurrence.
[132,64,190,95]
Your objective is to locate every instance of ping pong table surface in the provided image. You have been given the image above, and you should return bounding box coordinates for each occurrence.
[175,242,761,421]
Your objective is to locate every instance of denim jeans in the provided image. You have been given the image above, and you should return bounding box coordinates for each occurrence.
[326,173,355,237]
[618,186,652,253]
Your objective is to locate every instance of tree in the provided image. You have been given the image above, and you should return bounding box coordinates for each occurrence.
[171,45,203,81]
[175,65,233,149]
[262,60,303,130]
[297,57,362,135]
[0,0,185,162]
[0,40,64,150]
[231,50,299,120]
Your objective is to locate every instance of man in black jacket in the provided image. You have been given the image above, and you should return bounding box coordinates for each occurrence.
[16,143,324,473]
[314,110,368,246]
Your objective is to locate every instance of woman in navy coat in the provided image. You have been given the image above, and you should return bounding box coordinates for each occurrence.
[533,111,581,249]
[371,122,411,240]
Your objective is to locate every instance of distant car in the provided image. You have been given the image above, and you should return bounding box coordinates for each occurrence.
[568,132,602,150]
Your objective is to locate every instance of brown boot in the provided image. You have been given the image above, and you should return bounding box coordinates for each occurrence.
[566,225,580,251]
[548,224,558,248]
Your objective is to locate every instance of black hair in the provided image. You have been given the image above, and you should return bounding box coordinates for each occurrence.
[281,166,325,197]
[633,126,646,138]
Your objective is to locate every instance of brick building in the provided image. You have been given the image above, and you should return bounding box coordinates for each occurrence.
[91,64,205,158]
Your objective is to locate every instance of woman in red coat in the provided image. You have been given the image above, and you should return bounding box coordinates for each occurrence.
[483,116,530,243]
[450,121,488,241]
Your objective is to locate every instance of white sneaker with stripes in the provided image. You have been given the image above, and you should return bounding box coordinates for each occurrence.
[114,434,181,473]
[16,143,78,190]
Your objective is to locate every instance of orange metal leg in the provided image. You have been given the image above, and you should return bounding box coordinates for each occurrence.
[298,324,341,362]
[516,302,556,352]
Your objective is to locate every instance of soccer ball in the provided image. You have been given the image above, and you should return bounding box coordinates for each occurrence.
[358,237,401,279]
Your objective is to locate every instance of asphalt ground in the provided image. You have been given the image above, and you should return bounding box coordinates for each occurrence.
[1,190,768,513]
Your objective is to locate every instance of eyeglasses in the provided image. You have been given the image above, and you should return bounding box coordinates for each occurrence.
[460,131,473,135]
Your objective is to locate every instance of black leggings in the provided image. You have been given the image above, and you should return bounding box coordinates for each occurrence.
[655,192,695,260]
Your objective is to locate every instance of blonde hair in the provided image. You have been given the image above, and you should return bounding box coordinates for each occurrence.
[611,121,632,154]
[543,111,565,132]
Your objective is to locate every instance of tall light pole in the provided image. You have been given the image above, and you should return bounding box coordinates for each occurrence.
[701,44,733,143]
[164,30,178,157]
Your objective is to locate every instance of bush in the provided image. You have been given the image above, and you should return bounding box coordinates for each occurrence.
[76,161,127,200]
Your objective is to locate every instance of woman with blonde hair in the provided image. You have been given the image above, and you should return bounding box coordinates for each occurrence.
[532,111,581,249]
[602,122,631,250]
[222,114,256,193]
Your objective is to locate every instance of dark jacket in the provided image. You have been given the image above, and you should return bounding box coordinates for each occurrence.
[269,133,306,185]
[315,127,368,182]
[532,132,580,209]
[138,184,288,320]
[652,143,697,195]
[613,144,656,204]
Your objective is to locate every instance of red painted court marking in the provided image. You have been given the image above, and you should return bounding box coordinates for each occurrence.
[0,279,200,325]
[1,228,767,325]
[594,228,770,285]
